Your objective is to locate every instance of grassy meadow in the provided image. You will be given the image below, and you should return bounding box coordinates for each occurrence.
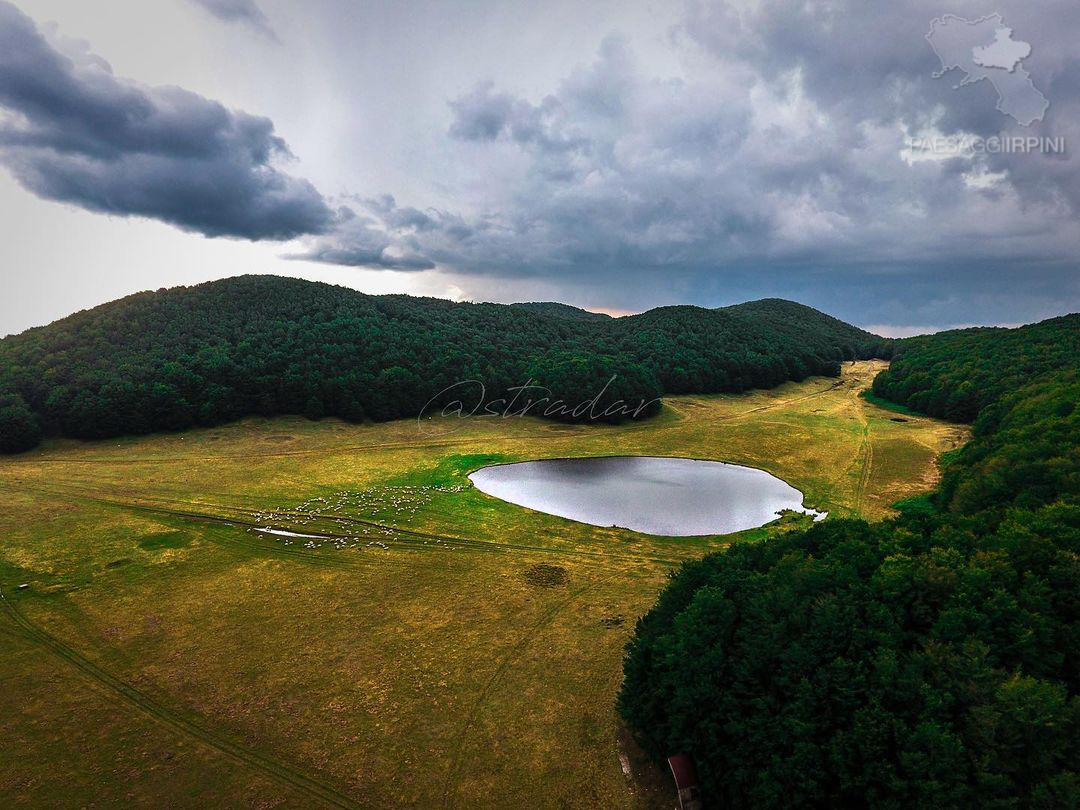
[0,360,966,808]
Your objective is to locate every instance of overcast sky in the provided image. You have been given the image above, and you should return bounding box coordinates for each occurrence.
[1,0,1078,337]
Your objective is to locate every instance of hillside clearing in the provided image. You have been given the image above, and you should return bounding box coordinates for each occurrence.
[0,361,964,808]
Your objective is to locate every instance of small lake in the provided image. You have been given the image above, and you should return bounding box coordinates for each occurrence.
[469,456,826,536]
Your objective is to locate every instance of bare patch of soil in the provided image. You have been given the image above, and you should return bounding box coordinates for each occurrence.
[523,564,569,588]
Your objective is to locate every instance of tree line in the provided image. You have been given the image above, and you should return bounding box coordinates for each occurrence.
[0,276,882,453]
[871,315,1080,422]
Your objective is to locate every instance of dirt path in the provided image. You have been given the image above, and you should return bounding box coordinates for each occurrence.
[850,380,875,515]
[3,435,494,466]
[855,422,874,514]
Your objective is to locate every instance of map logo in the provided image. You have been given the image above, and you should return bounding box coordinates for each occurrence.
[927,13,1048,127]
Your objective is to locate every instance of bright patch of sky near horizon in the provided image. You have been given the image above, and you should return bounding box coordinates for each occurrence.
[1,0,1078,337]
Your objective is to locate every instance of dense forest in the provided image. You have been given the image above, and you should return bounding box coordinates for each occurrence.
[620,316,1080,808]
[0,276,882,453]
[872,315,1080,422]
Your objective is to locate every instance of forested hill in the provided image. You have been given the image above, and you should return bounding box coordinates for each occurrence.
[0,275,882,452]
[509,302,612,321]
[722,297,896,359]
[872,314,1080,421]
[621,317,1080,808]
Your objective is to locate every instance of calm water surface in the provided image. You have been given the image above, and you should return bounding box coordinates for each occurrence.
[469,456,826,536]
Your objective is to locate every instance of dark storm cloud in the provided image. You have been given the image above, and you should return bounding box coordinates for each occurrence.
[186,0,277,40]
[0,0,331,239]
[430,32,1017,270]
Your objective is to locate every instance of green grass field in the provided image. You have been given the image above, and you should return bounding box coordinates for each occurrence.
[0,361,966,808]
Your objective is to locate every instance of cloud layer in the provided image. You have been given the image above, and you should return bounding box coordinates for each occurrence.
[284,198,436,270]
[305,0,1080,323]
[1,0,1078,329]
[0,0,329,239]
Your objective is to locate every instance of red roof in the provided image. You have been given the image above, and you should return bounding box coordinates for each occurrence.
[667,753,699,789]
